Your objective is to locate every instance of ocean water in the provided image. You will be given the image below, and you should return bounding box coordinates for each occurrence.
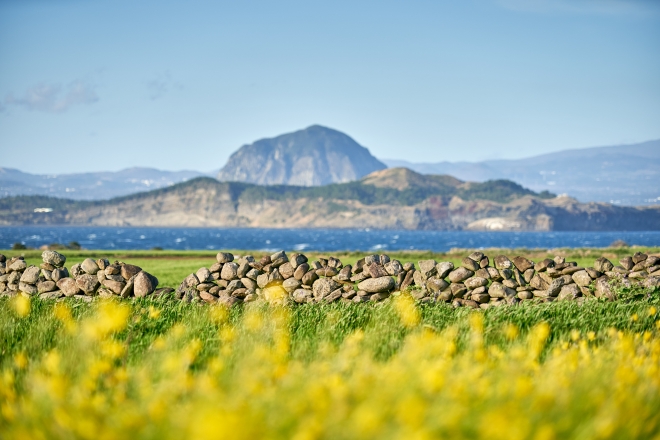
[1,226,659,252]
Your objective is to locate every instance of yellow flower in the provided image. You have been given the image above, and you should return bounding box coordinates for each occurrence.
[147,306,161,319]
[13,352,28,370]
[11,295,30,318]
[394,294,420,328]
[504,323,519,341]
[82,301,130,340]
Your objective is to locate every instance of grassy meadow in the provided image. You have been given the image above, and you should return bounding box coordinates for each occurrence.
[1,247,660,438]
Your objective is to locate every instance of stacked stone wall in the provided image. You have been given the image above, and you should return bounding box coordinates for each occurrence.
[174,250,660,308]
[0,251,162,301]
[1,250,659,308]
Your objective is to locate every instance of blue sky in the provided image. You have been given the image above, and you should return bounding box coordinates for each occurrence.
[1,0,659,174]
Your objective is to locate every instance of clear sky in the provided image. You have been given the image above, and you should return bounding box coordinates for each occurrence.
[1,0,659,174]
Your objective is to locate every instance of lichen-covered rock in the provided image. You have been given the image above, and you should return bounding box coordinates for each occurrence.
[418,260,437,280]
[81,258,100,275]
[76,274,100,294]
[19,282,38,295]
[448,267,474,283]
[358,276,395,293]
[37,280,56,293]
[572,270,592,287]
[643,276,660,289]
[57,277,81,297]
[216,252,234,264]
[493,255,512,270]
[196,267,212,283]
[312,278,341,299]
[425,277,449,293]
[134,271,157,297]
[283,278,302,293]
[594,257,614,273]
[384,260,403,276]
[102,279,126,295]
[461,257,480,271]
[464,277,488,290]
[489,282,516,298]
[558,284,580,301]
[595,277,615,300]
[9,259,27,272]
[42,250,66,267]
[512,256,534,272]
[20,266,41,284]
[221,262,239,281]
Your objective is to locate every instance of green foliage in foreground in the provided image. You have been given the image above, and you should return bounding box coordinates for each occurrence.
[2,292,658,369]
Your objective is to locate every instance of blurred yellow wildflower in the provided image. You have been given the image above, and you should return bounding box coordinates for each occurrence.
[11,295,30,317]
[394,294,420,328]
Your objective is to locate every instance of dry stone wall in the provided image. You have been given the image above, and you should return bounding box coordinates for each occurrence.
[1,250,659,308]
[0,251,163,301]
[176,250,660,308]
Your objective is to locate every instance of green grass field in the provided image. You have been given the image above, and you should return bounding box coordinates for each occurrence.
[1,247,659,438]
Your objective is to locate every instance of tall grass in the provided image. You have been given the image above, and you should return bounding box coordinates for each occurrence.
[1,293,659,439]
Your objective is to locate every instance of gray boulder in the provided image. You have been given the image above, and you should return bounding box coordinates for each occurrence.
[134,271,157,297]
[313,278,341,299]
[42,250,66,267]
[436,262,454,279]
[572,270,592,287]
[358,276,395,293]
[81,258,100,275]
[448,267,474,283]
[20,266,41,284]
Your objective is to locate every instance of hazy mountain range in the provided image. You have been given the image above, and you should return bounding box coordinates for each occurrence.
[384,139,660,206]
[3,168,658,231]
[1,125,658,206]
[0,167,207,201]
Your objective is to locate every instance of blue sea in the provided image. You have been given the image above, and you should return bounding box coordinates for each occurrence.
[1,227,659,252]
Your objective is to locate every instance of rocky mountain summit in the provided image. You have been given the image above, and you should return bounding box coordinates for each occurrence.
[2,168,658,231]
[216,125,386,186]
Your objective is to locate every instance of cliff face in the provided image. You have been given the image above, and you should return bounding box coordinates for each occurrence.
[216,125,386,186]
[2,171,659,231]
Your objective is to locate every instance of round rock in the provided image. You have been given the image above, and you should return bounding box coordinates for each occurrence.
[121,264,142,280]
[216,252,234,264]
[134,271,157,297]
[312,278,341,299]
[358,276,395,294]
[76,274,100,294]
[42,250,66,267]
[20,266,41,284]
[448,267,474,283]
[81,258,100,275]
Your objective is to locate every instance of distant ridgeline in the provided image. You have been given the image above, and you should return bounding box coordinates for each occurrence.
[1,167,659,231]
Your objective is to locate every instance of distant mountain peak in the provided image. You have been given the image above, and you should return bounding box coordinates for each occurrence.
[216,126,386,186]
[361,167,463,191]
